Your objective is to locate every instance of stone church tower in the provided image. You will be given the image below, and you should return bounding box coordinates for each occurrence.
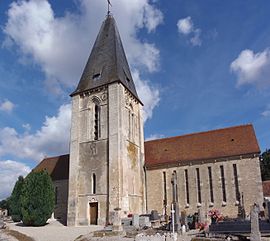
[67,15,145,226]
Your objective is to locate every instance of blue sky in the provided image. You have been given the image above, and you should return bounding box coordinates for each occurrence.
[0,0,270,200]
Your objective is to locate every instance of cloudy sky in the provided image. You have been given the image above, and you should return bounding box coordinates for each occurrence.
[0,0,270,200]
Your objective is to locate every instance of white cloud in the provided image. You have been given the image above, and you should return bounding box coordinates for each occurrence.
[190,29,202,46]
[143,3,164,33]
[230,48,270,88]
[0,99,15,113]
[145,133,164,141]
[262,110,270,117]
[177,16,202,46]
[0,160,31,200]
[177,16,193,35]
[0,104,71,161]
[22,123,31,132]
[4,0,162,104]
[132,69,160,122]
[262,105,270,117]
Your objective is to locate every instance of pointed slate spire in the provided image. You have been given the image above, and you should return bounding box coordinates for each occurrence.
[71,15,141,103]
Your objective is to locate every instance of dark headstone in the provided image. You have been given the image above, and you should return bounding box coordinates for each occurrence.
[150,210,159,220]
[180,210,187,226]
[266,201,270,220]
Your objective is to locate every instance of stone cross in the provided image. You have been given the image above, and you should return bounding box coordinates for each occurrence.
[250,203,261,241]
[237,192,246,220]
[170,172,180,231]
[107,0,112,15]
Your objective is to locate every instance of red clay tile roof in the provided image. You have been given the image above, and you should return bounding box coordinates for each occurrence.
[33,154,69,181]
[263,180,270,197]
[145,124,260,169]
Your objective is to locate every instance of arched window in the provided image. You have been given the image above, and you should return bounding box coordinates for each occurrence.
[92,173,96,194]
[128,104,134,141]
[94,104,100,140]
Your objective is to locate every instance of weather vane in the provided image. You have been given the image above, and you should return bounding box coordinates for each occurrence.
[107,0,112,15]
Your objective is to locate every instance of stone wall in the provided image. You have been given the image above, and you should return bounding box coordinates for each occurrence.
[68,83,145,226]
[108,83,145,221]
[146,156,263,220]
[54,179,68,225]
[68,87,109,226]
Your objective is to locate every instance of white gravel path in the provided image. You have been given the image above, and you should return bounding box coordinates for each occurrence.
[6,220,103,241]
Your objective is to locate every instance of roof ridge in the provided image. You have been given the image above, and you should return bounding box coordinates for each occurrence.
[145,123,253,143]
[41,153,69,161]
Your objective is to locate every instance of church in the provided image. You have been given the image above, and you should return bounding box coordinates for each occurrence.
[34,14,263,226]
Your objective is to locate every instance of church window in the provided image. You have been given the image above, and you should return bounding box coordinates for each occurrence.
[208,166,214,203]
[184,169,190,205]
[94,104,100,140]
[92,73,101,80]
[220,165,227,202]
[92,173,96,194]
[131,113,134,140]
[196,168,202,204]
[163,172,167,207]
[173,171,179,202]
[233,164,240,202]
[128,105,135,141]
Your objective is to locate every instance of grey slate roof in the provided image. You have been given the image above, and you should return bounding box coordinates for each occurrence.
[71,15,141,103]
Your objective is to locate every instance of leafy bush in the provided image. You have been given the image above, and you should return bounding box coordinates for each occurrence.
[21,171,55,226]
[10,176,24,222]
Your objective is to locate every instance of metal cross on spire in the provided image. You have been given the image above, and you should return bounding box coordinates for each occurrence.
[107,0,112,15]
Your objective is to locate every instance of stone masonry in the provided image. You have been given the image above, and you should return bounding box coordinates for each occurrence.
[146,156,263,220]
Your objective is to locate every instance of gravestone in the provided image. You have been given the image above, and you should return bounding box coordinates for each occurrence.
[139,216,151,228]
[0,219,5,229]
[122,217,132,226]
[170,173,180,231]
[250,203,261,241]
[150,210,159,220]
[266,200,270,221]
[132,214,140,229]
[237,193,246,220]
[112,208,123,232]
[198,209,202,223]
[180,210,187,227]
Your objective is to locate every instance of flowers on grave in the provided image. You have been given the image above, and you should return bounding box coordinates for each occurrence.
[196,222,208,231]
[208,209,223,223]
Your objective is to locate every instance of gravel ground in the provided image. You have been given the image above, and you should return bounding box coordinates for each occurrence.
[6,220,197,241]
[6,220,103,241]
[0,229,35,241]
[75,228,197,241]
[0,230,17,241]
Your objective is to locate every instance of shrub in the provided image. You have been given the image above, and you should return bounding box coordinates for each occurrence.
[21,171,55,226]
[0,197,10,215]
[10,176,24,222]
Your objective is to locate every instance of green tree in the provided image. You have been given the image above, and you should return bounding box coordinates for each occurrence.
[9,176,24,222]
[21,171,55,226]
[260,149,270,181]
[0,198,8,209]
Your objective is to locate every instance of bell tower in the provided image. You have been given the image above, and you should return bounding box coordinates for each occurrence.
[67,15,145,226]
